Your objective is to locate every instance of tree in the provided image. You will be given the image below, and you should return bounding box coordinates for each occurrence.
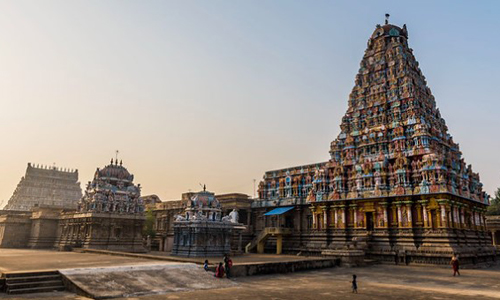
[143,208,156,238]
[486,188,500,215]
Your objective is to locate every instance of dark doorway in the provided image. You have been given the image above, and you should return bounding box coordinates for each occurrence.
[431,210,437,229]
[366,212,374,231]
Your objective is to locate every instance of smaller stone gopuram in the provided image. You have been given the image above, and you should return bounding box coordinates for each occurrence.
[171,187,243,257]
[56,159,146,252]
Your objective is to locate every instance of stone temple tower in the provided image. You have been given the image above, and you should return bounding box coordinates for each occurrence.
[255,19,494,264]
[4,163,82,211]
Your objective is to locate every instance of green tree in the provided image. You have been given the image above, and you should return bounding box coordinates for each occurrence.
[486,188,500,215]
[143,208,156,238]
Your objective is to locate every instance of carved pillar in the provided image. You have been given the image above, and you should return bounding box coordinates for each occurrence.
[352,205,358,228]
[311,205,318,229]
[397,203,403,228]
[322,205,328,229]
[406,202,413,228]
[453,204,459,228]
[460,207,465,229]
[440,204,447,228]
[480,212,486,231]
[312,210,317,230]
[333,207,338,228]
[472,210,478,230]
[340,205,346,229]
[421,201,429,228]
[380,202,389,228]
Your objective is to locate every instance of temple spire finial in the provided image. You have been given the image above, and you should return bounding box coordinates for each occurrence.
[385,13,390,25]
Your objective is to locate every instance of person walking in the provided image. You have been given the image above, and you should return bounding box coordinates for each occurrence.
[204,259,209,272]
[215,262,225,278]
[352,274,358,293]
[450,254,460,276]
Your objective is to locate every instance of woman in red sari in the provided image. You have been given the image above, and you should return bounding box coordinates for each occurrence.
[215,262,225,278]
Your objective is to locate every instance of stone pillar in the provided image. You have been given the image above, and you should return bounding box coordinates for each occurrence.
[453,205,459,228]
[440,204,447,228]
[383,204,389,228]
[406,203,412,227]
[276,235,283,254]
[353,206,358,228]
[247,211,252,226]
[397,204,403,227]
[333,207,338,228]
[311,206,317,230]
[322,206,328,229]
[422,203,429,228]
[472,210,478,229]
[480,212,486,231]
[340,206,346,229]
[492,230,497,246]
[460,207,465,229]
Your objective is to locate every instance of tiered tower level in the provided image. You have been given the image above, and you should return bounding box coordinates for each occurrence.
[4,163,82,211]
[255,21,493,264]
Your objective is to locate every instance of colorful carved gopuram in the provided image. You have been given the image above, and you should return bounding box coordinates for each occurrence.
[254,18,495,264]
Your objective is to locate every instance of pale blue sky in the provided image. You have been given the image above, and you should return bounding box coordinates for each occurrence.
[0,1,499,205]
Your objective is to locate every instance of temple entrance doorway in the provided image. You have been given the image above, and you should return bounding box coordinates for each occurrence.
[366,212,374,231]
[430,210,437,229]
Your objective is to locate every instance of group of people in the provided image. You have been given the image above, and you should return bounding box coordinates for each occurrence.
[204,254,233,279]
[202,253,461,291]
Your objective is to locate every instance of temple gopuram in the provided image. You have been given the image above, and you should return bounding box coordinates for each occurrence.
[4,163,82,211]
[253,18,495,264]
[56,159,146,252]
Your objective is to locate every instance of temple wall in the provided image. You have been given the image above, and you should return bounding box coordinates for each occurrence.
[56,212,146,253]
[0,214,32,248]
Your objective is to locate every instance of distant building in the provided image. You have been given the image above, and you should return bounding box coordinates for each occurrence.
[149,192,253,252]
[4,163,82,211]
[0,159,146,252]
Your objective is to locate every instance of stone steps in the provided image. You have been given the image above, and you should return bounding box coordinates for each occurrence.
[4,271,65,294]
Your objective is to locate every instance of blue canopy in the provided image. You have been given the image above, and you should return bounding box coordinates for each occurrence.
[264,206,294,216]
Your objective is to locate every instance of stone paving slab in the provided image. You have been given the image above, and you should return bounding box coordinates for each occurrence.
[61,263,234,299]
[1,263,500,299]
[0,249,171,274]
[120,264,500,300]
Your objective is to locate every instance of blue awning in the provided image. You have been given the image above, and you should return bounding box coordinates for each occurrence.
[264,206,294,216]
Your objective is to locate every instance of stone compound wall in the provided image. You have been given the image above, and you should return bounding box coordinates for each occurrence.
[0,213,32,248]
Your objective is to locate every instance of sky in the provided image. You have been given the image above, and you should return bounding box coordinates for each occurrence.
[0,0,499,206]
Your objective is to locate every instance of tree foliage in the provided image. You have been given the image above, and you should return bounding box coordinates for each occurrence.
[143,208,156,238]
[486,188,500,215]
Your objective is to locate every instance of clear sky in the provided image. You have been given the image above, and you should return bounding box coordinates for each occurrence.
[1,0,499,206]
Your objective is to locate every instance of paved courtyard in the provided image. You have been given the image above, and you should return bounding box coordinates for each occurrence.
[126,263,500,300]
[0,249,172,273]
[2,263,500,299]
